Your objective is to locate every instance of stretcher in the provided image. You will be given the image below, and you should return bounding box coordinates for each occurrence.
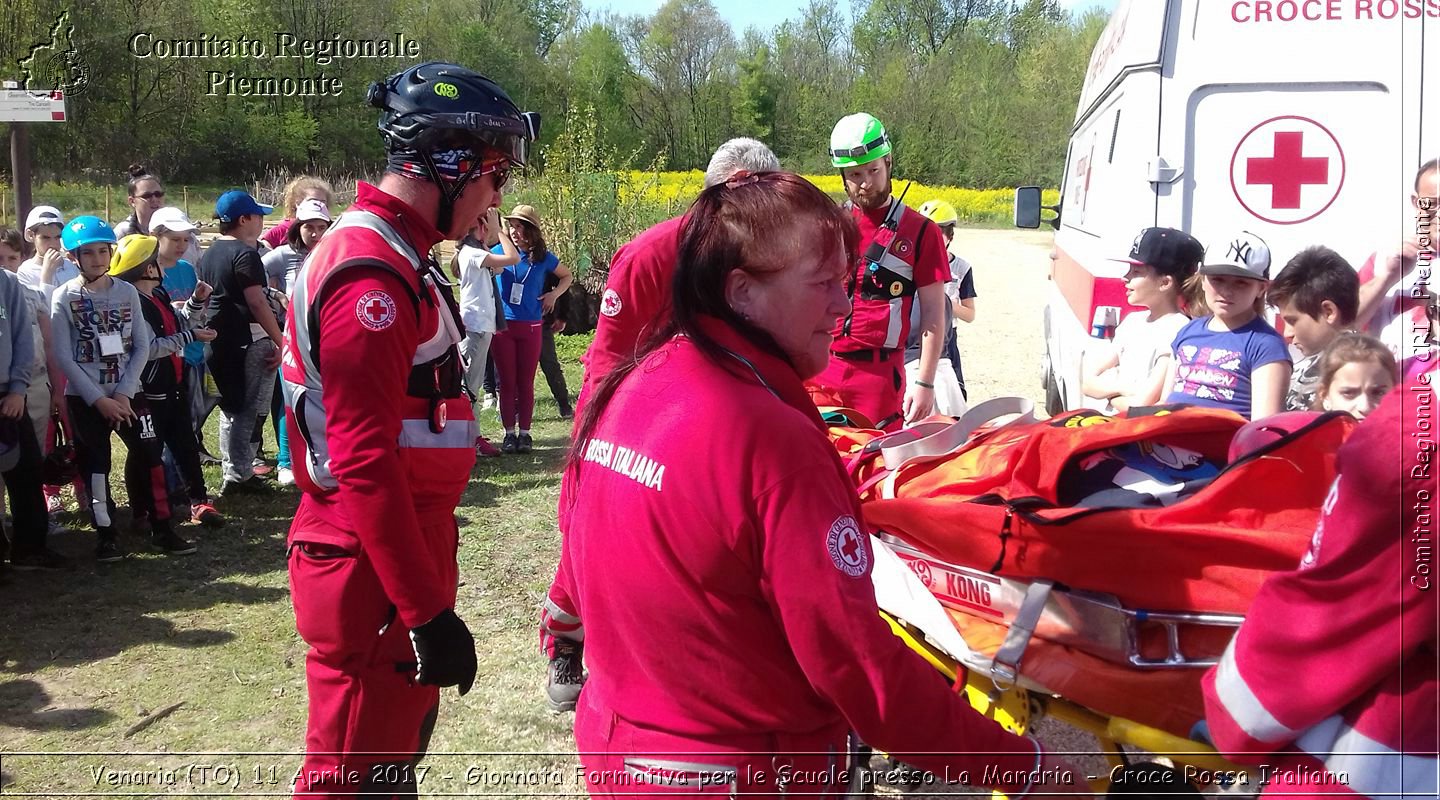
[855,531,1247,797]
[828,403,1357,797]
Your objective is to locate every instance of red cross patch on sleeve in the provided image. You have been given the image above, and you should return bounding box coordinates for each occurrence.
[356,290,398,331]
[826,515,869,577]
[601,288,623,317]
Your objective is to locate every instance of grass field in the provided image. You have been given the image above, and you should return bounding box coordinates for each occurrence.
[0,336,590,796]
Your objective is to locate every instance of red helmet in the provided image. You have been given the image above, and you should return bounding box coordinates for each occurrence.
[1228,411,1325,463]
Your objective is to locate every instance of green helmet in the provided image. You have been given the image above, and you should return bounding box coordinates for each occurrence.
[830,112,891,169]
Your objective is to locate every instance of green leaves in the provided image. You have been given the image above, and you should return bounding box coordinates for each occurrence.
[3,0,1100,191]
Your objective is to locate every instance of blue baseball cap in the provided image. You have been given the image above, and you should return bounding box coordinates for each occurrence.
[214,190,273,224]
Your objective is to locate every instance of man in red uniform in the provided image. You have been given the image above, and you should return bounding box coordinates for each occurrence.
[807,112,949,430]
[579,137,780,399]
[281,61,538,798]
[545,137,780,712]
[1202,382,1438,797]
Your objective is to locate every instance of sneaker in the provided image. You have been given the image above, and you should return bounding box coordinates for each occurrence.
[221,476,270,497]
[191,502,226,528]
[198,448,221,466]
[152,529,197,556]
[482,393,498,410]
[517,433,534,454]
[546,638,586,712]
[500,433,519,454]
[251,462,275,478]
[475,436,502,458]
[278,467,295,486]
[95,537,124,563]
[558,408,574,420]
[11,547,69,571]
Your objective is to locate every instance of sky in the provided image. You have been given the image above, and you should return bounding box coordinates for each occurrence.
[581,0,1120,36]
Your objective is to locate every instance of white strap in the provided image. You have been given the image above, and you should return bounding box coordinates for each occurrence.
[874,396,1037,499]
[990,579,1053,692]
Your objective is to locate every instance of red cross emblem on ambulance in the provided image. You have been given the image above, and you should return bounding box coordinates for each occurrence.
[1229,115,1345,225]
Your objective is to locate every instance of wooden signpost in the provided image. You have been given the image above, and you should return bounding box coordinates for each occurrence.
[2,81,68,227]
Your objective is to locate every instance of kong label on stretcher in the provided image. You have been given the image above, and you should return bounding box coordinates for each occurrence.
[888,543,1004,618]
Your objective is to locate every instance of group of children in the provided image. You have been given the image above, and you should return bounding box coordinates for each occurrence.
[0,172,338,569]
[0,209,215,566]
[1083,226,1408,424]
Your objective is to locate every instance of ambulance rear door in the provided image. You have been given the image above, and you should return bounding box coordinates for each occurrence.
[1177,2,1438,273]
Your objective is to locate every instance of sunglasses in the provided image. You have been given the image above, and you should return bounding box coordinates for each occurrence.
[136,190,166,201]
[479,160,510,190]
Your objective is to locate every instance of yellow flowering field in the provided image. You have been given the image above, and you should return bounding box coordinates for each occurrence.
[616,171,1059,226]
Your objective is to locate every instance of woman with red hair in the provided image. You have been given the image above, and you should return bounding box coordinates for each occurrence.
[555,172,1086,797]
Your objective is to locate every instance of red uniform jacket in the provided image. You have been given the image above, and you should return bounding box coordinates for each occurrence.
[1202,382,1439,797]
[833,200,949,353]
[558,317,1039,791]
[282,182,476,629]
[581,215,684,395]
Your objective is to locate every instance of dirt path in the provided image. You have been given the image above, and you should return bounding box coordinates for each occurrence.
[949,228,1054,405]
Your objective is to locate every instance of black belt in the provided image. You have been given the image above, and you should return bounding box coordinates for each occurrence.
[832,348,896,363]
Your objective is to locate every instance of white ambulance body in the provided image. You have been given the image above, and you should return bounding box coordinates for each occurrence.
[1020,0,1438,414]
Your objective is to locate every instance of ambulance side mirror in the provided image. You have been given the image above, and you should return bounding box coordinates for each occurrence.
[1014,186,1060,230]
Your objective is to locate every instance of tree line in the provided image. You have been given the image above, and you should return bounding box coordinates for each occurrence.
[1,0,1105,189]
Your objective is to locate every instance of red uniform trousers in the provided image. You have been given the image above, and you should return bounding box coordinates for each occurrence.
[576,688,854,798]
[806,349,905,431]
[289,500,460,799]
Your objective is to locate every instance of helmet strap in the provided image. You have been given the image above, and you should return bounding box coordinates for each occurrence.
[416,149,485,236]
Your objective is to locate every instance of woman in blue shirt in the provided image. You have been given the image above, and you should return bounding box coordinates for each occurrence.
[492,205,572,453]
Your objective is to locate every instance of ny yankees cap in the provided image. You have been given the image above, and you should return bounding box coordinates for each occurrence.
[1201,231,1272,281]
[1113,227,1204,278]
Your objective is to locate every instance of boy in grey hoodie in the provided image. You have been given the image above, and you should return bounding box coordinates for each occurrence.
[0,266,63,569]
[50,216,174,562]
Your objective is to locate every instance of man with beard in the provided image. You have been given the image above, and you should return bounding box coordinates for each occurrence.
[807,113,949,429]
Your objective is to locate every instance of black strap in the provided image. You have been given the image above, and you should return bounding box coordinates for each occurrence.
[915,217,930,267]
[989,507,1014,574]
[841,200,910,337]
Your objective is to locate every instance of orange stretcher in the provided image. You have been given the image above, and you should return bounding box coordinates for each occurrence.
[827,402,1356,796]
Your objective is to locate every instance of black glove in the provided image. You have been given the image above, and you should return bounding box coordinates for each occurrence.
[409,609,477,695]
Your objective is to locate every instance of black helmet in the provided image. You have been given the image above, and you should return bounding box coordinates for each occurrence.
[368,61,540,168]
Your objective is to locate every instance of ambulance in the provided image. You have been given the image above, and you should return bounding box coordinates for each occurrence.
[1016,0,1439,415]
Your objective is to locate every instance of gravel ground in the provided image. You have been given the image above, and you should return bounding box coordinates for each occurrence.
[948,227,1055,406]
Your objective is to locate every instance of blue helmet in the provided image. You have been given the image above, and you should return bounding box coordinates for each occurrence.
[61,216,117,251]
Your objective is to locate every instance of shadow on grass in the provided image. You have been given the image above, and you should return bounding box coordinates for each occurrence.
[0,496,296,676]
[465,424,573,509]
[0,678,115,731]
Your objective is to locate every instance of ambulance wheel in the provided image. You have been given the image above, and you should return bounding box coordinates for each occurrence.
[1105,762,1202,798]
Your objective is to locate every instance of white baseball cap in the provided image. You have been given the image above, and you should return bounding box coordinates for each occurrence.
[294,198,332,224]
[1201,231,1272,281]
[149,206,198,234]
[24,205,64,231]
